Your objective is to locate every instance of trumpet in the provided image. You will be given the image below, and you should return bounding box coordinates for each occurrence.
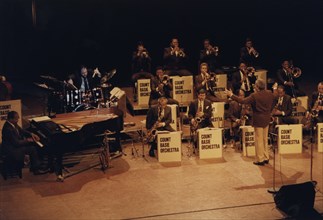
[248,47,259,57]
[310,100,320,118]
[162,75,170,84]
[207,46,219,56]
[288,61,302,78]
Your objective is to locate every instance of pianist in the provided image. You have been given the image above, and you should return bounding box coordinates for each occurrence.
[1,111,48,175]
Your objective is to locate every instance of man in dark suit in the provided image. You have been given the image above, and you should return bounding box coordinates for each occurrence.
[239,38,260,67]
[226,79,275,166]
[188,89,213,130]
[308,82,323,123]
[1,111,47,175]
[163,38,191,76]
[272,85,295,124]
[74,65,101,92]
[232,62,257,97]
[149,67,179,107]
[276,60,305,98]
[146,97,175,157]
[199,39,220,73]
[195,63,223,102]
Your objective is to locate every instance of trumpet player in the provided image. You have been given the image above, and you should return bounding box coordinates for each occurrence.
[146,97,174,157]
[276,60,305,98]
[232,62,257,97]
[307,82,323,123]
[163,38,191,76]
[131,41,152,74]
[271,85,295,124]
[149,67,179,107]
[240,38,260,67]
[200,39,220,72]
[195,62,222,102]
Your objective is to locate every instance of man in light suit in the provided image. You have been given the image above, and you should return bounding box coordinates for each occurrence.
[226,79,275,166]
[146,97,174,157]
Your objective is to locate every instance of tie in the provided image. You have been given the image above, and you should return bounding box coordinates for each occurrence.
[278,97,283,106]
[244,77,249,91]
[198,101,203,112]
[158,107,162,119]
[83,76,89,91]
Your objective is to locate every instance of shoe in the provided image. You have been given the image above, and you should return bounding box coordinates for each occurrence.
[264,160,269,164]
[56,175,64,182]
[149,149,155,157]
[253,161,265,166]
[33,168,49,175]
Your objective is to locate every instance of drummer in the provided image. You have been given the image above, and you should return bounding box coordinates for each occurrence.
[74,65,101,92]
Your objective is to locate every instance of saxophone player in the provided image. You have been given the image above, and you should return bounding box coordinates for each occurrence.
[163,38,191,76]
[307,82,323,123]
[271,85,295,124]
[146,97,174,157]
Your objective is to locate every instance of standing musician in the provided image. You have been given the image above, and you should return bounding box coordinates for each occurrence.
[240,38,260,67]
[226,89,252,143]
[225,79,275,166]
[146,97,174,157]
[149,66,179,107]
[163,38,191,76]
[232,62,257,97]
[199,39,220,73]
[276,60,305,98]
[195,62,222,102]
[271,85,295,125]
[307,82,323,123]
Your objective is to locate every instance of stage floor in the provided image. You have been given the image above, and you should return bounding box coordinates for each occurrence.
[1,80,323,219]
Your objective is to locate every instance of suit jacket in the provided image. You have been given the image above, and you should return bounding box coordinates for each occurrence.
[163,47,187,70]
[240,47,257,66]
[231,89,275,127]
[231,71,257,94]
[311,92,323,118]
[146,105,174,131]
[149,76,173,100]
[228,101,242,122]
[188,99,213,128]
[131,51,151,73]
[272,94,293,117]
[199,49,218,72]
[1,121,31,154]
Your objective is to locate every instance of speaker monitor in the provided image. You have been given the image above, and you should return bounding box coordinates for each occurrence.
[274,181,316,218]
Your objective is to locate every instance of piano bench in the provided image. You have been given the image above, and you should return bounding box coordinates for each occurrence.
[0,155,23,180]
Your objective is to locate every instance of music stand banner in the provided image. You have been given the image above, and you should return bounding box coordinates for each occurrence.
[170,76,193,105]
[211,102,225,128]
[168,104,178,131]
[277,124,302,154]
[318,123,323,152]
[157,131,182,162]
[240,125,255,157]
[0,100,22,142]
[291,96,308,124]
[197,128,222,159]
[214,74,227,100]
[137,79,151,106]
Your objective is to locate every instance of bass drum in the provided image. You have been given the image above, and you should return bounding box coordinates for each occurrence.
[73,104,96,112]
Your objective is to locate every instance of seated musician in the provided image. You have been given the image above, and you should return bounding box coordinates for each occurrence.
[74,65,101,93]
[276,60,305,98]
[239,38,260,67]
[199,39,220,73]
[188,89,213,147]
[1,111,48,175]
[226,89,252,142]
[271,85,295,124]
[146,97,175,157]
[232,62,257,97]
[307,81,323,123]
[195,62,222,102]
[149,66,179,107]
[163,38,191,76]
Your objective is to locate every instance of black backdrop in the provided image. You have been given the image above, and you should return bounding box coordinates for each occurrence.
[0,0,322,86]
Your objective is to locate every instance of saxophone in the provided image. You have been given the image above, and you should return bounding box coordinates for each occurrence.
[146,111,163,143]
[310,99,320,118]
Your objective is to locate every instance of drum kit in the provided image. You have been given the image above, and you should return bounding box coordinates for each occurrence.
[35,69,117,114]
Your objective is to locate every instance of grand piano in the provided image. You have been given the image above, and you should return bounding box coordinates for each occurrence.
[29,108,124,177]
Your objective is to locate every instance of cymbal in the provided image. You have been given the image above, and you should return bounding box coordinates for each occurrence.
[40,75,57,81]
[100,68,116,84]
[33,82,54,91]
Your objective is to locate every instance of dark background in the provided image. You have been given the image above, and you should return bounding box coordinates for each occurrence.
[0,0,322,86]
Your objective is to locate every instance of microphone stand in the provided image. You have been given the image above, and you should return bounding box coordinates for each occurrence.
[268,131,279,194]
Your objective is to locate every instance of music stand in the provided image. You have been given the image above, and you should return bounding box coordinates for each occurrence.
[268,131,279,194]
